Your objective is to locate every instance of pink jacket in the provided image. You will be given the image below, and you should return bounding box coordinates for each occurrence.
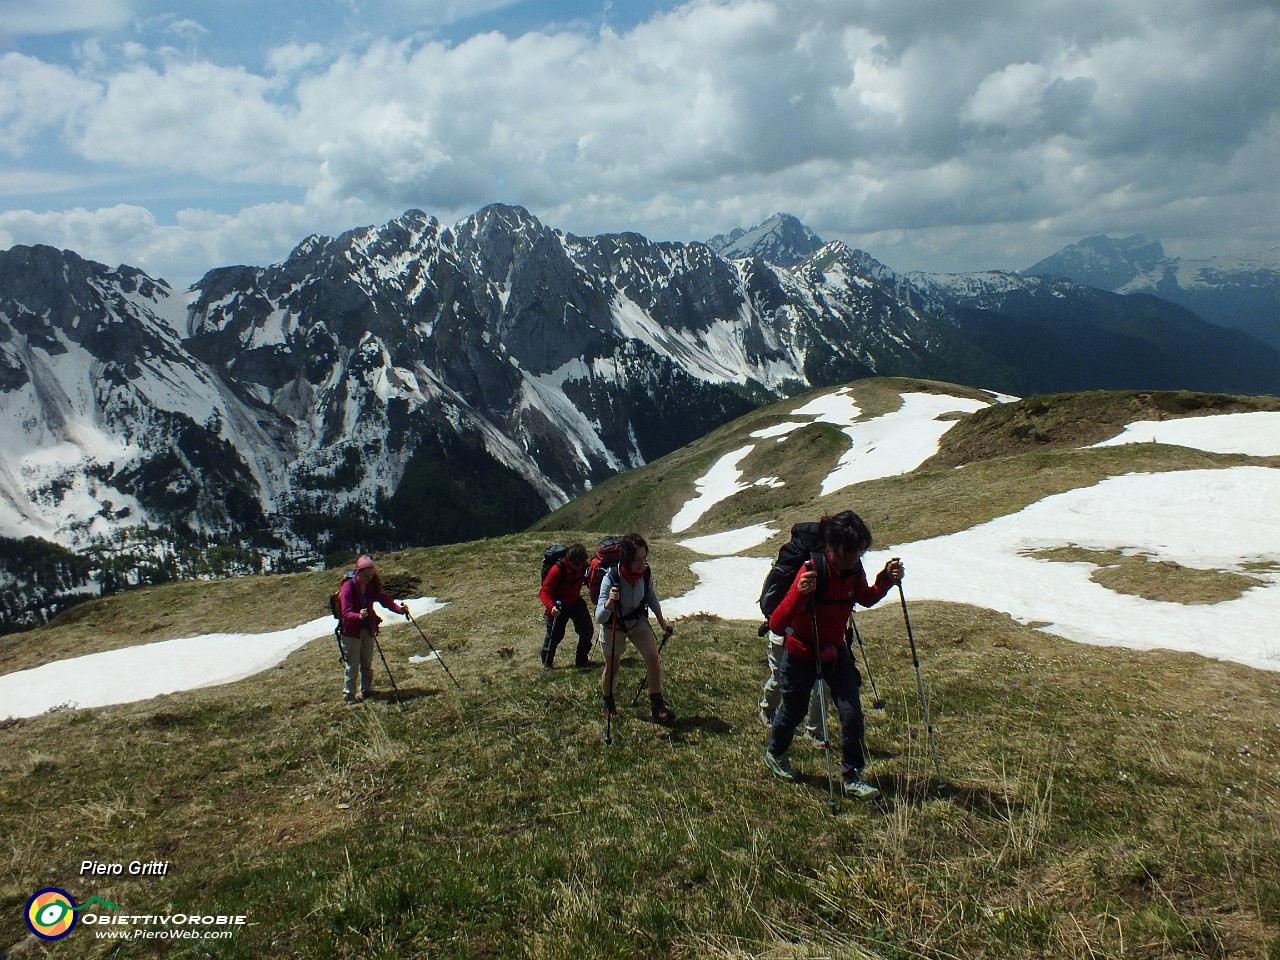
[339,577,405,638]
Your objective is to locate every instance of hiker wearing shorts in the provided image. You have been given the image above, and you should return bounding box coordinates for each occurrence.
[595,533,676,724]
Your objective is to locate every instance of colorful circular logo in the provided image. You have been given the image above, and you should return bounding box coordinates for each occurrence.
[26,888,78,940]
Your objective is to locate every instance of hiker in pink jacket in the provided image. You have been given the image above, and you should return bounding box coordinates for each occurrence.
[339,554,408,704]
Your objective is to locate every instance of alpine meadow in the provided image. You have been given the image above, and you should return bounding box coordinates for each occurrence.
[7,0,1280,955]
[3,378,1280,960]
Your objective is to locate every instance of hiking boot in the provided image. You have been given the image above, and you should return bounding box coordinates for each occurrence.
[764,750,796,782]
[843,771,880,801]
[342,693,362,705]
[650,694,676,724]
[802,729,827,747]
[574,657,595,669]
[603,697,618,720]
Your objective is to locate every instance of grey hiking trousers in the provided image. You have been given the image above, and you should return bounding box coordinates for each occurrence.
[341,629,376,697]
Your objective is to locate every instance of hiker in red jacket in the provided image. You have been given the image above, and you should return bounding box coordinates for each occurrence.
[764,511,903,800]
[539,543,595,669]
[339,554,409,704]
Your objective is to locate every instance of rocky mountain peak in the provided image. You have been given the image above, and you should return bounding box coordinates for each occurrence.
[706,212,825,266]
[1024,233,1170,289]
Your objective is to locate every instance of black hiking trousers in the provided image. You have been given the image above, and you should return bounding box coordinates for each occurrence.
[541,597,594,666]
[768,643,866,780]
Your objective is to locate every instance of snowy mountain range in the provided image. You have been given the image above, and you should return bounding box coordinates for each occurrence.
[1025,234,1280,350]
[3,205,1279,631]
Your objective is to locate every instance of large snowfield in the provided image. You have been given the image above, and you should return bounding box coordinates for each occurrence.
[4,395,1279,719]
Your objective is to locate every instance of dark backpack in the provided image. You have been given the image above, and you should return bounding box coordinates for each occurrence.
[329,571,355,620]
[758,522,828,626]
[587,536,625,604]
[540,545,570,590]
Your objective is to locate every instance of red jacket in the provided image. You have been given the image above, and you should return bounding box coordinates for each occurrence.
[539,561,587,616]
[769,552,893,664]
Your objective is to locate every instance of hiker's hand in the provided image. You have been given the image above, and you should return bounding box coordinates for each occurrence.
[797,565,818,595]
[401,604,410,618]
[883,557,905,583]
[607,586,619,607]
[663,624,674,639]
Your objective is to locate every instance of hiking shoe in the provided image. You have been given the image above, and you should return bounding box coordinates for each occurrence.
[574,657,595,669]
[603,697,618,720]
[650,694,676,724]
[758,707,773,727]
[342,693,362,705]
[843,772,880,801]
[764,750,796,782]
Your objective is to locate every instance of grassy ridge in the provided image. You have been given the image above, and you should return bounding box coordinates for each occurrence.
[3,381,1279,958]
[925,389,1280,470]
[534,380,1280,547]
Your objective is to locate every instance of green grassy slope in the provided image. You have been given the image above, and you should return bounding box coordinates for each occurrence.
[2,379,1278,959]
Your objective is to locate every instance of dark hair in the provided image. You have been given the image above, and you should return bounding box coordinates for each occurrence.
[621,533,649,564]
[819,511,873,554]
[566,543,588,566]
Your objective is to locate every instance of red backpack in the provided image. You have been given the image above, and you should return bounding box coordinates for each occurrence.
[587,536,625,604]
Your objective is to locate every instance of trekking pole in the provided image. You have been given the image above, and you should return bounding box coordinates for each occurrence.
[630,624,674,706]
[333,625,348,664]
[848,615,885,709]
[372,635,405,711]
[604,614,618,745]
[404,611,462,690]
[897,581,942,782]
[540,602,562,668]
[808,575,838,814]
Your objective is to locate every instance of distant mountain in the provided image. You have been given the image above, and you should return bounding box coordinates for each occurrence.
[1025,235,1280,350]
[902,267,1280,396]
[4,207,1280,631]
[706,213,824,266]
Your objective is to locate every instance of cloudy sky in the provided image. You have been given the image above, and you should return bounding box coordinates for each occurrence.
[2,0,1278,288]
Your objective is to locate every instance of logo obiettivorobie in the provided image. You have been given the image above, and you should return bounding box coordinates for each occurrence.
[25,888,78,940]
